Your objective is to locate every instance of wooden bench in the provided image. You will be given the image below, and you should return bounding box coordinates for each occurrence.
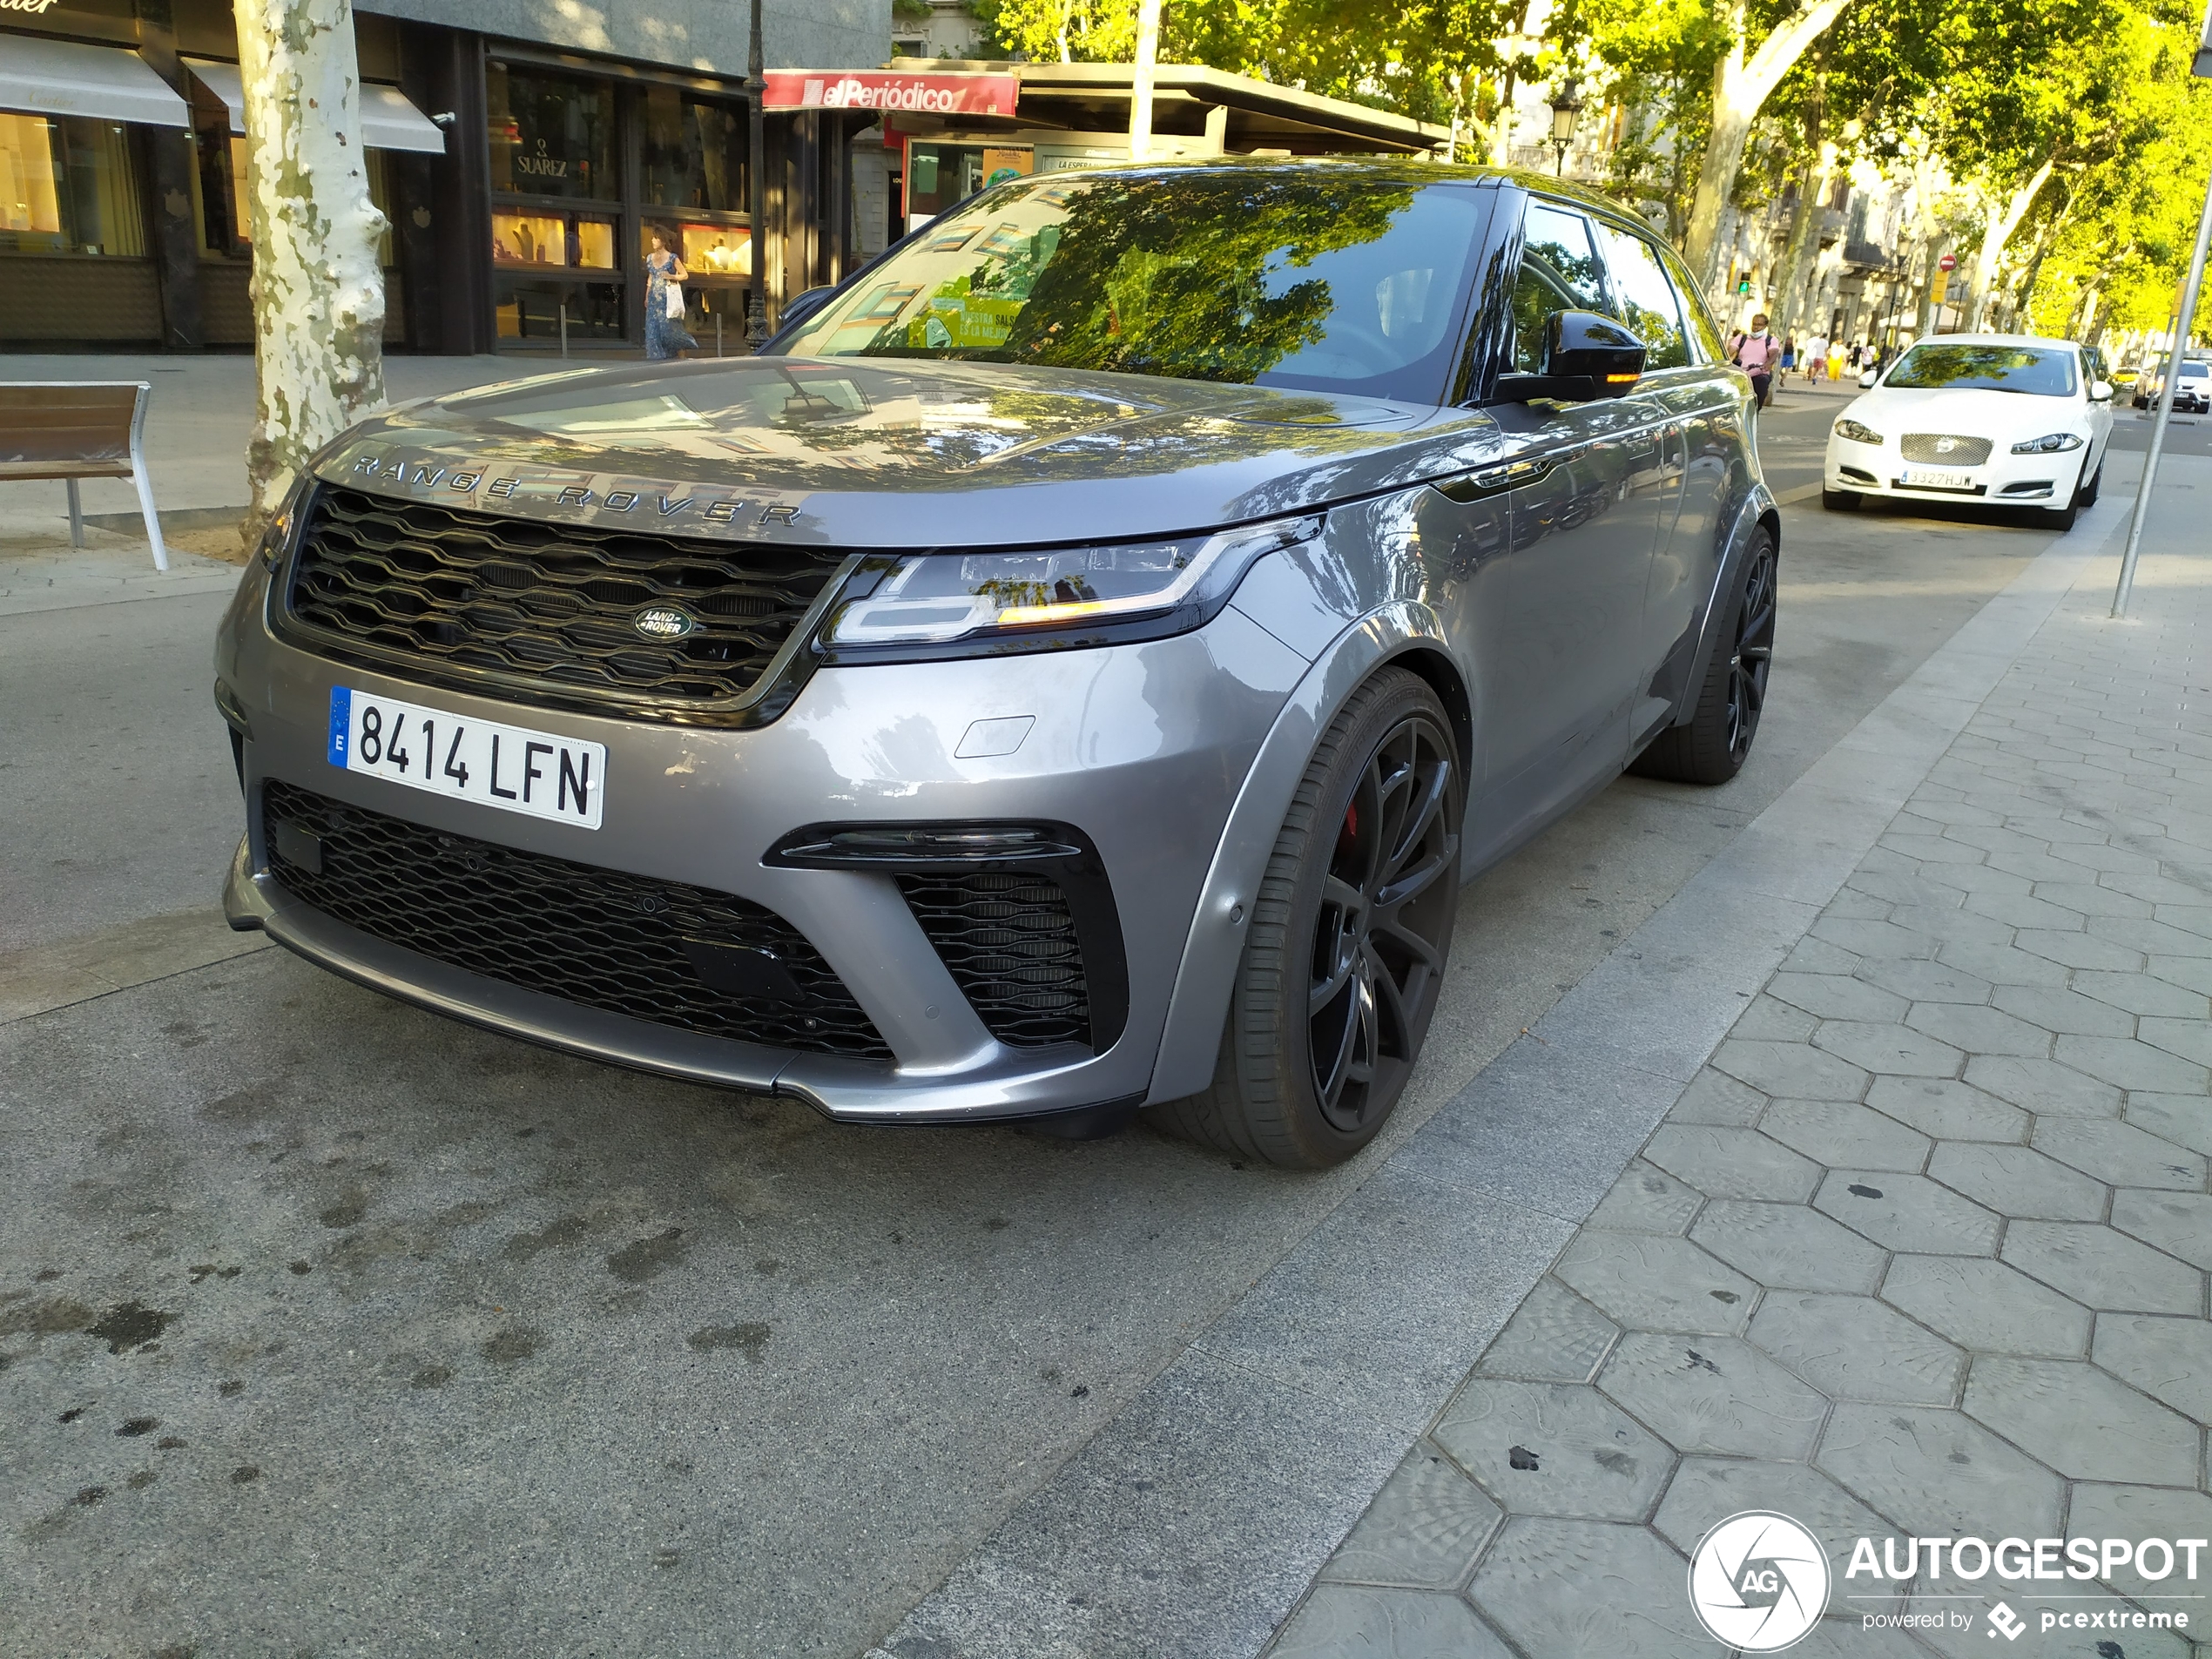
[0,381,170,570]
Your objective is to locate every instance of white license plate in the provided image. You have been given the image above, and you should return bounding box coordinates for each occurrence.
[328,686,605,830]
[1902,468,1974,489]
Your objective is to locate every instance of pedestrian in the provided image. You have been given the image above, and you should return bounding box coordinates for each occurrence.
[1846,341,1861,371]
[1779,335,1797,388]
[644,228,698,361]
[1805,334,1829,385]
[1733,312,1779,408]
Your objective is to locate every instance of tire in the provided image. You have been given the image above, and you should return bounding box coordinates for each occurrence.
[2079,462,2101,508]
[1822,488,1860,512]
[2042,499,2079,532]
[1151,669,1461,1169]
[1629,527,1777,786]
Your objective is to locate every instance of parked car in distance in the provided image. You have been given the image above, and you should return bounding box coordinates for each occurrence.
[2131,355,2212,411]
[216,159,1779,1169]
[1826,333,2113,529]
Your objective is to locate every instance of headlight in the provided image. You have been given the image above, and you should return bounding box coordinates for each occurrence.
[2011,432,2085,454]
[820,513,1323,655]
[1833,419,1885,445]
[256,472,316,569]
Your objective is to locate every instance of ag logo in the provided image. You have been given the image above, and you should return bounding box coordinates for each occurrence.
[633,605,698,640]
[1688,1510,1831,1651]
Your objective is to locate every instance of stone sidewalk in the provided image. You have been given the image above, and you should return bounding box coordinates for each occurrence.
[1267,536,2212,1657]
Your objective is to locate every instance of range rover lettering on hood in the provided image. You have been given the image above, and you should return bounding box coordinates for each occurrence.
[314,357,1506,550]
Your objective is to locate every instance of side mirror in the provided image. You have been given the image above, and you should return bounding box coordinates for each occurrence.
[777,285,839,333]
[1547,310,1646,395]
[2090,379,2114,402]
[1858,368,1880,388]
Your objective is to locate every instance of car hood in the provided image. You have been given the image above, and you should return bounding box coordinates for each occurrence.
[316,356,1509,548]
[1847,385,2087,438]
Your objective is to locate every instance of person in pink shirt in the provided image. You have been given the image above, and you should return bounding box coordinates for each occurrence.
[1730,313,1779,407]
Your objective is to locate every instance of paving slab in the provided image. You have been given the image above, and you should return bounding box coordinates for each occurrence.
[1314,1444,1503,1591]
[1963,1357,2200,1486]
[1430,1379,1674,1521]
[1815,1399,2066,1538]
[1689,1199,1890,1294]
[1748,1291,1966,1405]
[1811,1170,2004,1255]
[2001,1220,2205,1314]
[1595,1332,1830,1459]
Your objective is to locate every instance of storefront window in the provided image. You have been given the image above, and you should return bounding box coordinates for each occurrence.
[644,220,752,278]
[906,143,1029,232]
[487,63,614,199]
[493,210,615,269]
[497,280,625,341]
[0,112,145,257]
[642,86,747,212]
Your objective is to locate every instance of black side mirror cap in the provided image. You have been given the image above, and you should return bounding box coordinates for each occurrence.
[1546,309,1647,395]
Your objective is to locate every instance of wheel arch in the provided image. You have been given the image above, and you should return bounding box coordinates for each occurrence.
[1145,604,1463,1105]
[1656,489,1780,738]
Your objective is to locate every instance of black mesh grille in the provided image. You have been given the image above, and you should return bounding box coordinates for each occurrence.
[262,780,890,1058]
[897,871,1089,1048]
[285,485,846,711]
[1899,434,1994,466]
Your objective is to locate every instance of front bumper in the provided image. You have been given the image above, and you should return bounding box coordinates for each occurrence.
[1824,438,2090,506]
[217,560,1311,1123]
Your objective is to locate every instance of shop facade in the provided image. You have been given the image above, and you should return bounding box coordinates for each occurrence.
[1,0,889,353]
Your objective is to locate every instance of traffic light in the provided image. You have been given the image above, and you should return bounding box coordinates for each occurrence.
[1737,277,1752,295]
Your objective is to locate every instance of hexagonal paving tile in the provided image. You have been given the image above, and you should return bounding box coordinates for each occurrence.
[2150,954,2212,996]
[1650,1457,1896,1584]
[1689,1200,1889,1294]
[1587,1159,1705,1236]
[2014,929,2147,972]
[1731,995,1820,1042]
[1433,1379,1672,1521]
[1989,984,2141,1036]
[1926,1143,2107,1221]
[2093,915,2212,959]
[2065,1483,2212,1598]
[2111,1189,2212,1271]
[1966,890,2087,931]
[1964,1358,2198,1485]
[1768,973,1910,1023]
[1865,1077,2028,1143]
[1962,1055,2123,1118]
[1553,1231,1757,1336]
[1905,1002,2054,1058]
[1750,1291,1965,1404]
[2001,1220,2203,1314]
[2074,968,2211,1019]
[2140,1015,2212,1069]
[1271,1584,1514,1658]
[2054,1035,2212,1095]
[1813,1170,2002,1255]
[1816,1400,2064,1538]
[1318,1442,1504,1589]
[1597,1332,1828,1459]
[2092,1313,2212,1423]
[1475,1276,1621,1385]
[1666,1069,1769,1128]
[2033,1118,2206,1190]
[1934,939,2072,988]
[1712,1040,1871,1103]
[1760,1099,1932,1171]
[1641,1125,1821,1203]
[1811,919,1939,961]
[2123,1094,2212,1159]
[1856,956,1994,1005]
[1784,936,1865,976]
[1878,1255,2091,1357]
[1814,1022,1966,1079]
[1467,1518,1709,1659]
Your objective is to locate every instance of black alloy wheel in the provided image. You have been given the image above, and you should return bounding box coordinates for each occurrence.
[1153,669,1462,1169]
[1629,524,1778,786]
[1305,711,1459,1134]
[1723,535,1777,767]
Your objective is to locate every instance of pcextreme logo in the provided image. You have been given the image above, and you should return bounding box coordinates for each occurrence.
[1689,1511,1832,1650]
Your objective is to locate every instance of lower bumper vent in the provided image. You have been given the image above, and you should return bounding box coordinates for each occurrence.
[261,779,890,1059]
[898,871,1090,1048]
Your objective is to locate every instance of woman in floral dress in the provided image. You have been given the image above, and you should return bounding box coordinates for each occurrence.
[644,230,698,361]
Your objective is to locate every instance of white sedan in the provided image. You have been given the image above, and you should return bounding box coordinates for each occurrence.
[1824,333,2114,530]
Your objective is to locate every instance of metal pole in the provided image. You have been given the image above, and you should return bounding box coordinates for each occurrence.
[2112,151,2212,617]
[717,310,724,358]
[745,0,770,348]
[559,302,569,360]
[1128,0,1160,162]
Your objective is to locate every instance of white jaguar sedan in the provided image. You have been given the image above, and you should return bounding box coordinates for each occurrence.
[1824,333,2114,529]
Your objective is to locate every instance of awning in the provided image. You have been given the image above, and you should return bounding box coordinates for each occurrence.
[185,59,447,153]
[0,37,188,128]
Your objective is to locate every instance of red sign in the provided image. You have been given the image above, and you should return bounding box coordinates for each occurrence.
[1938,253,1959,272]
[761,71,1019,117]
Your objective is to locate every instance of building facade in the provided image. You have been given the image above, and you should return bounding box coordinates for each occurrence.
[0,0,890,353]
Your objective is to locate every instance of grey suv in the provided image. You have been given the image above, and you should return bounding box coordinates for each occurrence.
[216,160,1777,1168]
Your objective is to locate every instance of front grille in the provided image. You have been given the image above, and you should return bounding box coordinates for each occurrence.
[285,486,847,713]
[1900,434,1993,466]
[262,780,890,1058]
[898,872,1090,1048]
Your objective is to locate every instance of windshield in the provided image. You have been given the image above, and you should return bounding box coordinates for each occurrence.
[2182,363,2210,379]
[780,170,1485,401]
[1885,344,2077,396]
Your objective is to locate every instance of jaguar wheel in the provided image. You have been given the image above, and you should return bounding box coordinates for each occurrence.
[1630,526,1777,786]
[1152,668,1461,1169]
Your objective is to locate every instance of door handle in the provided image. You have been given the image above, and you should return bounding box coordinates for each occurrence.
[1432,456,1557,502]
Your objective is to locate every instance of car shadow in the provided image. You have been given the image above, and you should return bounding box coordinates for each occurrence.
[1844,495,2068,533]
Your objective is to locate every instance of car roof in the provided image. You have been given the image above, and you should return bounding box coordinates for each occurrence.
[1900,332,2081,352]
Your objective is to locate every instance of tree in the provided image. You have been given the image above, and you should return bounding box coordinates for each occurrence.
[234,0,388,541]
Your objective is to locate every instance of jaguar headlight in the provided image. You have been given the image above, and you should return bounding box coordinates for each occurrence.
[822,514,1323,654]
[2011,432,2084,454]
[1833,418,1885,446]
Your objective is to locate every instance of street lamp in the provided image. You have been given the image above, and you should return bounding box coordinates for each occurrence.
[1549,79,1581,176]
[745,0,769,348]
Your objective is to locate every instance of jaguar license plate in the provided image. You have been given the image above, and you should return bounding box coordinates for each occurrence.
[327,686,605,830]
[1901,468,1973,489]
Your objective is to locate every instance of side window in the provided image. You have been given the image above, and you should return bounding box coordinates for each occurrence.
[1508,202,1609,374]
[1595,222,1689,371]
[1656,240,1728,364]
